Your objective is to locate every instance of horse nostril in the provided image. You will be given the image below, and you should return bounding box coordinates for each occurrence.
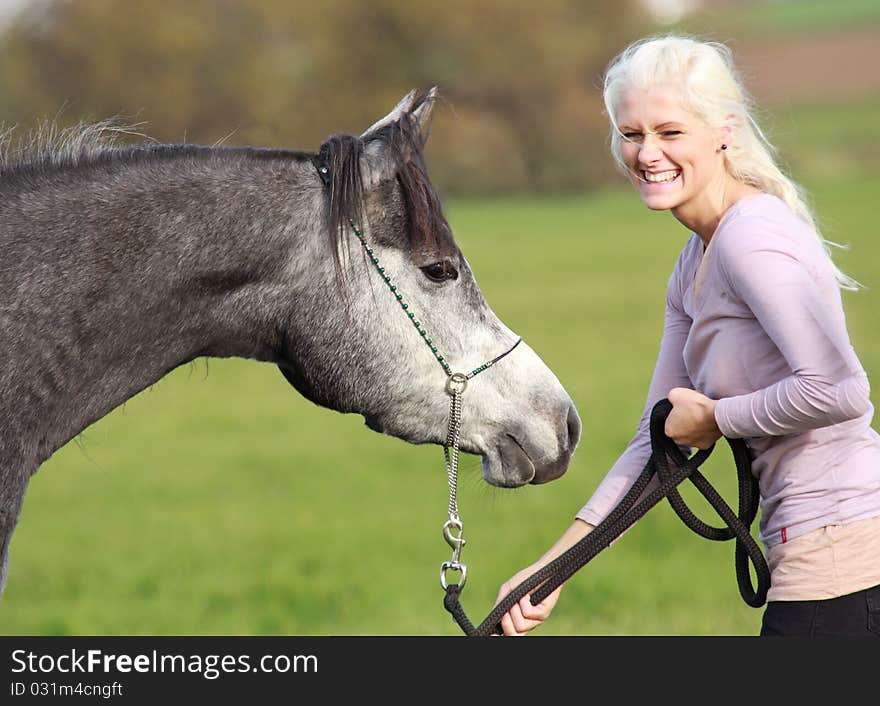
[566,404,582,452]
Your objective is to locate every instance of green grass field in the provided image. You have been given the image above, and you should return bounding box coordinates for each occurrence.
[2,159,878,636]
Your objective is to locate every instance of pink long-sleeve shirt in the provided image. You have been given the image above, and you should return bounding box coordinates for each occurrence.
[576,193,880,548]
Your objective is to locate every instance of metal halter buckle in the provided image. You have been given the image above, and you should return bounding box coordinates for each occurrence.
[445,372,468,396]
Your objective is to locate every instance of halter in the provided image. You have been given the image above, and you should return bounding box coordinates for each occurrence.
[347,219,522,595]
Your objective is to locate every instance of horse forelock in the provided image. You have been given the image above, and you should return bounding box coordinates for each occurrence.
[394,119,456,261]
[318,110,455,269]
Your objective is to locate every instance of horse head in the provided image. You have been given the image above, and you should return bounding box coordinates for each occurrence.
[276,89,581,487]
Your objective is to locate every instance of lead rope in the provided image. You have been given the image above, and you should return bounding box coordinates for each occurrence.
[443,398,771,636]
[347,218,522,596]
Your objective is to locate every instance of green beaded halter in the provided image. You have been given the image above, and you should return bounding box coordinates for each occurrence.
[348,220,521,381]
[348,218,522,592]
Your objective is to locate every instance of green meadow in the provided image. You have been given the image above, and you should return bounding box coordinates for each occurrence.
[2,146,879,636]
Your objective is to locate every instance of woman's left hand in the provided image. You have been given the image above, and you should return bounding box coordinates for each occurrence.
[665,387,722,449]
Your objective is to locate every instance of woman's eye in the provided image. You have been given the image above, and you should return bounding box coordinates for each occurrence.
[662,131,683,137]
[622,132,642,140]
[421,261,458,283]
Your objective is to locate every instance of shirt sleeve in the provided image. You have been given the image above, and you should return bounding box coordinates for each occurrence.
[713,216,871,438]
[576,259,694,527]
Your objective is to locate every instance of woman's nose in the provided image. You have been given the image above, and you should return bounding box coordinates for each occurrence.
[638,135,663,162]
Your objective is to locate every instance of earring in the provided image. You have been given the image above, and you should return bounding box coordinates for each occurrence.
[721,144,728,150]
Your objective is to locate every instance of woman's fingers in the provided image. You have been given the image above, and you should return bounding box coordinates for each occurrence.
[665,387,721,449]
[500,601,538,636]
[519,591,556,621]
[497,582,561,635]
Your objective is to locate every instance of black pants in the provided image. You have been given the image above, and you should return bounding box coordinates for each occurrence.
[760,583,880,636]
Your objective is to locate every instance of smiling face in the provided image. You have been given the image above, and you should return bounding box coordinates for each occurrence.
[615,84,728,217]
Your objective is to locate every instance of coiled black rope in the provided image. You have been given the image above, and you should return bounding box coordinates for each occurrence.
[443,397,771,636]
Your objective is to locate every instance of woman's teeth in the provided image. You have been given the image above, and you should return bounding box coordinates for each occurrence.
[643,170,680,183]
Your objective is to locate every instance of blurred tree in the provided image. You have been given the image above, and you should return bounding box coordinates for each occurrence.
[0,0,646,195]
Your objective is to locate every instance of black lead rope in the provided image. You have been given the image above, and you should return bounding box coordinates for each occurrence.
[443,398,771,636]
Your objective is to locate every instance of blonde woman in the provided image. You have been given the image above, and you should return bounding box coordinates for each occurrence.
[496,35,880,636]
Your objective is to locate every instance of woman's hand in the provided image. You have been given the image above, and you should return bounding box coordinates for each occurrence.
[493,520,594,636]
[665,387,722,449]
[494,564,564,636]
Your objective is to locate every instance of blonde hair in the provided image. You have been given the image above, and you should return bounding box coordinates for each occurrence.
[603,35,859,290]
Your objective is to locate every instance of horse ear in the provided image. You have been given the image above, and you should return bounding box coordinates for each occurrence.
[410,86,438,142]
[360,89,420,139]
[360,87,438,189]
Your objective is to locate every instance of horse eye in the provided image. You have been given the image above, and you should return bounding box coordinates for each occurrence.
[421,261,458,283]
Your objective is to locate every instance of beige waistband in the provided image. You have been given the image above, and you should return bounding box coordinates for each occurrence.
[766,514,880,601]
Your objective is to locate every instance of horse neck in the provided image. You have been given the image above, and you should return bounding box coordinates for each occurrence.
[0,147,318,466]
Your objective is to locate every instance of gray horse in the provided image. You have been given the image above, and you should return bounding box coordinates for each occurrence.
[0,89,581,600]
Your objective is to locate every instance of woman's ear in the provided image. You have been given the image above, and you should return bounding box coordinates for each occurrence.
[719,113,740,150]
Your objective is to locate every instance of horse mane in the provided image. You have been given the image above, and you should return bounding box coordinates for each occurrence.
[0,118,154,176]
[1,110,449,281]
[0,118,314,181]
[316,99,452,282]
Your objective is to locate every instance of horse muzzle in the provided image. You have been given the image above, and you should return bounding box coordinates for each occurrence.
[482,402,581,488]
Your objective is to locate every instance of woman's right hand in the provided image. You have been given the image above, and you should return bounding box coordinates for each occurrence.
[493,519,595,636]
[494,564,564,636]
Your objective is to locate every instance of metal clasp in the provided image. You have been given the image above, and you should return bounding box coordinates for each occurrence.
[443,517,467,561]
[441,517,467,589]
[440,561,468,590]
